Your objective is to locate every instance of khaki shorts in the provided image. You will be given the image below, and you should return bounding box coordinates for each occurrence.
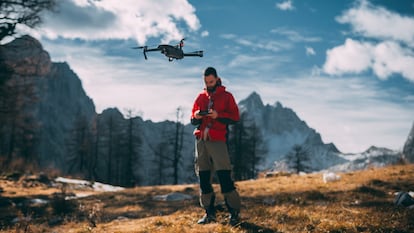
[195,139,232,172]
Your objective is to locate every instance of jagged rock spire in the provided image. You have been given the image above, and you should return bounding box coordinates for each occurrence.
[239,91,264,110]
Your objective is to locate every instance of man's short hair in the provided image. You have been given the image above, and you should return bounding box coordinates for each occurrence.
[204,67,217,77]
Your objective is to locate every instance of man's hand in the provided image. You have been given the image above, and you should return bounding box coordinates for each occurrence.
[194,110,204,119]
[208,109,218,119]
[194,109,218,119]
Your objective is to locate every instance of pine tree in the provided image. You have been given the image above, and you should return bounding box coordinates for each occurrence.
[0,74,39,170]
[228,112,265,181]
[124,109,142,187]
[66,114,93,176]
[286,144,310,174]
[148,107,185,185]
[150,138,169,185]
[172,107,184,184]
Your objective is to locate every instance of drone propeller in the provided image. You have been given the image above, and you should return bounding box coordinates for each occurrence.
[132,46,148,59]
[131,46,146,49]
[179,38,185,49]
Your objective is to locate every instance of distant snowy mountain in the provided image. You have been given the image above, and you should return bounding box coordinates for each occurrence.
[327,146,402,172]
[238,92,346,171]
[238,92,403,173]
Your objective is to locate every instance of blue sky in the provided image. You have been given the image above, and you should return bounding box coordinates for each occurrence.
[8,0,414,153]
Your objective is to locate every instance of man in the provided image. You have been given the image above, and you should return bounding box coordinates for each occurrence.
[191,67,241,226]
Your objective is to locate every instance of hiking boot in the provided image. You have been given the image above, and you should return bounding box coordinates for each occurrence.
[197,212,216,224]
[229,210,240,226]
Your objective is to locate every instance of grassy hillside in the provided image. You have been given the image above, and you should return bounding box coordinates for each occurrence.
[1,164,413,233]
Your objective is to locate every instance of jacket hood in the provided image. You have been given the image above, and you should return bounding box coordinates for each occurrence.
[204,85,226,96]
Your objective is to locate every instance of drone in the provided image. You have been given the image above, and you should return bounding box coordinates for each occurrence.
[132,38,203,62]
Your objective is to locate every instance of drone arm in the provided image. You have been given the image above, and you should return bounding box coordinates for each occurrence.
[183,51,203,57]
[145,48,162,52]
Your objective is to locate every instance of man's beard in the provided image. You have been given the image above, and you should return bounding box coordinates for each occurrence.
[207,86,216,93]
[207,82,220,93]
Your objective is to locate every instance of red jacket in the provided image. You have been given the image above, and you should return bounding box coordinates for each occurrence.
[191,85,240,141]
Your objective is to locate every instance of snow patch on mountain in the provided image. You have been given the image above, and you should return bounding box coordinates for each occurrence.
[328,146,403,172]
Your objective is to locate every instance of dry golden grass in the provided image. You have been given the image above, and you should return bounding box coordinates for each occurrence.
[1,164,413,233]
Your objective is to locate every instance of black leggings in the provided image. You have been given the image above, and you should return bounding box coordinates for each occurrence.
[199,170,235,194]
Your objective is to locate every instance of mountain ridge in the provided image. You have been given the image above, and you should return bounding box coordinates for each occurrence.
[0,35,407,186]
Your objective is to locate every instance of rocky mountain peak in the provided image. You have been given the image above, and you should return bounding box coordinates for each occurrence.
[1,35,96,170]
[239,91,264,110]
[237,92,345,170]
[0,35,51,76]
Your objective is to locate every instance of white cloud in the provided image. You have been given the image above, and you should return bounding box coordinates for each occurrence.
[276,0,294,11]
[337,0,414,46]
[305,46,316,56]
[227,54,275,69]
[36,0,201,44]
[323,0,414,82]
[270,28,321,42]
[201,30,209,37]
[323,38,373,75]
[372,41,414,81]
[323,38,414,82]
[220,33,293,52]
